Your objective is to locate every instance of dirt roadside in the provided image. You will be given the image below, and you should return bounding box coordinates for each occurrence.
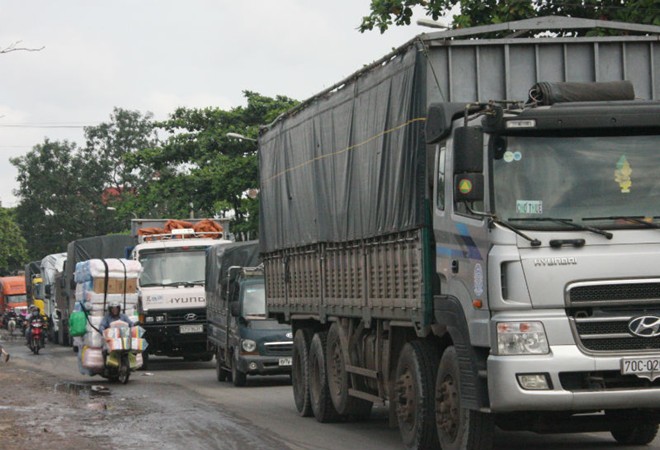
[0,356,117,449]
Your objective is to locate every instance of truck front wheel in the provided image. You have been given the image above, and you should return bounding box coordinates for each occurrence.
[231,352,247,387]
[436,346,493,450]
[309,331,342,423]
[216,349,228,382]
[292,329,313,417]
[394,340,440,450]
[607,410,659,445]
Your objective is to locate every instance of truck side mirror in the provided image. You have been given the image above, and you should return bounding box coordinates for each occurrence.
[453,127,484,173]
[230,302,240,317]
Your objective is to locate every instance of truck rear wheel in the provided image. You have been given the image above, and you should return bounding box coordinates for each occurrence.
[309,331,342,423]
[436,346,493,450]
[326,322,372,419]
[394,340,440,450]
[292,329,313,417]
[607,410,659,445]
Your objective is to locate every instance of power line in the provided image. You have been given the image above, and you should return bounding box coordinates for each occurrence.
[0,124,90,129]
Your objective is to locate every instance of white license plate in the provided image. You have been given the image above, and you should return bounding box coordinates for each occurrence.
[621,356,660,381]
[180,324,204,334]
[278,357,292,366]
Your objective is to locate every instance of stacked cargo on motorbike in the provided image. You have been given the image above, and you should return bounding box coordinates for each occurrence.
[73,258,146,377]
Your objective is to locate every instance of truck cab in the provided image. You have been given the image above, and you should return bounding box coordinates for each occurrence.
[132,219,232,364]
[220,266,293,386]
[0,276,28,317]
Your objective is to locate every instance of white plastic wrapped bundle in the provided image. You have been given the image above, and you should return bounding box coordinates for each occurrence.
[81,346,104,369]
[84,331,104,348]
[75,258,142,282]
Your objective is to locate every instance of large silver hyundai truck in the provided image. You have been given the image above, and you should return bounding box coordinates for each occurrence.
[259,16,660,450]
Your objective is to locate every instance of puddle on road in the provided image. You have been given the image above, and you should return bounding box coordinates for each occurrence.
[54,382,111,397]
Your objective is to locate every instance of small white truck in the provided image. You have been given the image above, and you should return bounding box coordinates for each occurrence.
[131,218,232,366]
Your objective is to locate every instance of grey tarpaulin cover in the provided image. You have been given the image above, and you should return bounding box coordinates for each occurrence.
[40,253,67,287]
[528,81,635,105]
[205,241,261,303]
[258,44,427,253]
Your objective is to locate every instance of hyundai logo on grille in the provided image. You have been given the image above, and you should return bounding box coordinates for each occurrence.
[628,316,660,338]
[184,313,197,322]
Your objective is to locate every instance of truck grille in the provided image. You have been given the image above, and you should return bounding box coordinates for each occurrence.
[262,341,293,356]
[166,309,206,324]
[567,280,660,354]
[570,282,660,303]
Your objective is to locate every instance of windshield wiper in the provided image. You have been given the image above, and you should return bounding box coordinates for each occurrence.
[510,217,613,240]
[490,217,542,246]
[583,216,660,229]
[462,203,542,246]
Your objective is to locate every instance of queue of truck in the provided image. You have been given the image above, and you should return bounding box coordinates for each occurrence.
[7,15,660,450]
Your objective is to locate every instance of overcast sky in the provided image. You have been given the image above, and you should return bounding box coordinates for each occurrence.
[0,1,444,207]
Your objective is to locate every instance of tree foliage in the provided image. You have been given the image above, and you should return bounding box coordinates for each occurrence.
[0,208,28,275]
[129,91,298,237]
[12,93,298,261]
[359,0,660,33]
[11,108,158,259]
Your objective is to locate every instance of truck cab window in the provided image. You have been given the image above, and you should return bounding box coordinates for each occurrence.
[436,146,446,211]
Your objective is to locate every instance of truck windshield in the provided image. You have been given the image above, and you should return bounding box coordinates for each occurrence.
[241,282,266,318]
[7,295,27,304]
[492,134,660,230]
[138,250,206,287]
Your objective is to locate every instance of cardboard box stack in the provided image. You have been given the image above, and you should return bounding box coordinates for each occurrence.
[74,258,145,375]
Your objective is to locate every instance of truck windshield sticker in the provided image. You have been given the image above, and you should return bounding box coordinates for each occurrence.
[614,154,632,193]
[516,200,543,215]
[503,151,515,162]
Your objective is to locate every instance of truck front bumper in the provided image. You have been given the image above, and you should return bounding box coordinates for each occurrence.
[488,345,660,412]
[236,354,292,376]
[143,324,208,356]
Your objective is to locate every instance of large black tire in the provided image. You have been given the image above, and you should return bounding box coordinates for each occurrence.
[607,410,659,445]
[231,354,247,387]
[292,329,313,417]
[309,331,342,423]
[326,323,373,419]
[436,346,494,450]
[216,348,228,382]
[394,340,440,450]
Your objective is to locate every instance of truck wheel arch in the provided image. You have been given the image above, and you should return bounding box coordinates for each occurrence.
[433,295,489,410]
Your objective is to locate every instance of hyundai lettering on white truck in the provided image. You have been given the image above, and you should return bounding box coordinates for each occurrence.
[131,219,232,366]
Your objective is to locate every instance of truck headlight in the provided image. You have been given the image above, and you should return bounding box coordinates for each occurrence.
[497,321,549,355]
[145,316,154,323]
[241,339,257,353]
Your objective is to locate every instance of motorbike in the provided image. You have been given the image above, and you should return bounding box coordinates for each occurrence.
[7,316,16,336]
[103,349,134,384]
[27,317,45,354]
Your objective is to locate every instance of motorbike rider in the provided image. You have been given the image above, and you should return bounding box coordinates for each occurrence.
[24,306,46,347]
[3,308,17,328]
[99,302,133,332]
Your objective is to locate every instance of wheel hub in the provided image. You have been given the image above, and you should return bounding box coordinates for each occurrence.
[395,370,415,427]
[436,375,459,439]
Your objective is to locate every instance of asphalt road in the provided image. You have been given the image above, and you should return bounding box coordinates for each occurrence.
[2,337,659,450]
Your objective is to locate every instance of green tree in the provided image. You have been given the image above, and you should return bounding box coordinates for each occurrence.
[0,208,28,275]
[11,108,158,259]
[359,0,660,33]
[129,91,298,237]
